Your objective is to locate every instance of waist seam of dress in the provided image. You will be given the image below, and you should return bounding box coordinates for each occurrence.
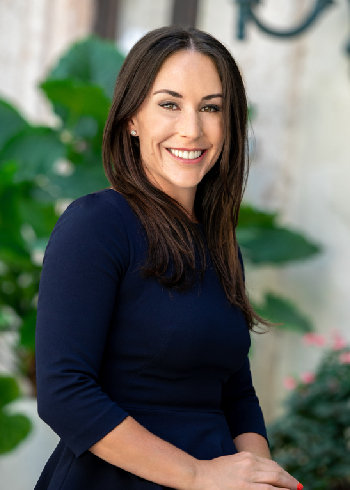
[119,403,225,415]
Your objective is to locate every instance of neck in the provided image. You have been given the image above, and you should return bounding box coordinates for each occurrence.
[172,188,198,223]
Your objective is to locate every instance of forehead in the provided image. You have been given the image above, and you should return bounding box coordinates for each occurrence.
[151,50,222,93]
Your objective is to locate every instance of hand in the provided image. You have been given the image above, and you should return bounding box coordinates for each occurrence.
[190,451,300,490]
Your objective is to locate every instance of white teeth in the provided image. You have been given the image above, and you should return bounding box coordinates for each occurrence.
[169,149,203,159]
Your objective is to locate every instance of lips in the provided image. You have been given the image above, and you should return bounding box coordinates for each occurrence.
[166,148,207,161]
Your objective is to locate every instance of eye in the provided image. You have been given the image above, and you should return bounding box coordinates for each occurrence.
[200,104,221,112]
[159,102,178,111]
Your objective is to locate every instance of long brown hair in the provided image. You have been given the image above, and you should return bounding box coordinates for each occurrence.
[103,26,269,331]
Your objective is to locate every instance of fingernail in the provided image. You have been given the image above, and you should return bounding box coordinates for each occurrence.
[297,483,304,490]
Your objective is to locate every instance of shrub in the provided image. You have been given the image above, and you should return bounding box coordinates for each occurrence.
[269,332,350,490]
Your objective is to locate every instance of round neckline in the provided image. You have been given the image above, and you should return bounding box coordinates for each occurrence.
[106,188,203,227]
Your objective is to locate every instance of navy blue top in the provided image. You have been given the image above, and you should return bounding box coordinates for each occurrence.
[35,188,267,489]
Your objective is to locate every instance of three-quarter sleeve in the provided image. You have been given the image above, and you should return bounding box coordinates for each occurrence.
[221,357,268,442]
[221,245,268,443]
[35,195,130,457]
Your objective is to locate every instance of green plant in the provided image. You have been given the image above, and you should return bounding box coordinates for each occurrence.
[0,374,31,453]
[268,332,350,490]
[237,205,320,332]
[0,37,125,390]
[0,36,124,452]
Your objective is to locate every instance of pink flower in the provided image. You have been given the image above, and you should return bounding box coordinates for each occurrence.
[331,331,347,351]
[303,333,326,347]
[283,376,297,390]
[300,372,315,384]
[339,352,350,364]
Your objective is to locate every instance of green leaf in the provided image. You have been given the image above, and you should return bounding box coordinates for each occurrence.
[0,412,32,454]
[18,196,58,239]
[0,377,32,453]
[0,375,20,409]
[238,204,321,264]
[0,195,31,266]
[19,310,36,352]
[253,292,313,332]
[0,99,28,149]
[45,36,125,99]
[237,227,321,264]
[48,163,108,199]
[0,160,18,190]
[40,79,110,126]
[239,204,277,228]
[0,127,66,182]
[0,181,38,263]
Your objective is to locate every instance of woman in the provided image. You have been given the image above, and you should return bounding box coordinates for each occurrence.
[35,26,302,490]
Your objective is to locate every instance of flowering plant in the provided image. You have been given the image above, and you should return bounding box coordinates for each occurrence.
[268,332,350,490]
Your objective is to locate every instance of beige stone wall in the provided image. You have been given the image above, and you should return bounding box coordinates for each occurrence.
[0,0,94,123]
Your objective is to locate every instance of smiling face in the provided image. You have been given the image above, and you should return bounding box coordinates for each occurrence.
[128,49,224,212]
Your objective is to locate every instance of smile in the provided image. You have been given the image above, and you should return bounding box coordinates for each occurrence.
[167,148,207,161]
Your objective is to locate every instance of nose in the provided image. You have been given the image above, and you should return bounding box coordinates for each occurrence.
[177,109,203,139]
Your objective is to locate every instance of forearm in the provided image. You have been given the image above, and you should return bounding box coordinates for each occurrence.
[90,415,198,490]
[233,432,271,459]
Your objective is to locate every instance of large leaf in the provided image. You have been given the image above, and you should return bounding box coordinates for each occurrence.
[239,204,277,228]
[253,292,313,332]
[18,193,58,239]
[237,227,321,264]
[48,163,108,199]
[0,160,19,190]
[0,375,19,409]
[0,127,66,182]
[0,99,28,149]
[0,175,56,267]
[0,179,31,263]
[19,309,36,352]
[0,412,32,454]
[0,375,31,454]
[40,79,110,127]
[45,36,125,99]
[238,204,321,264]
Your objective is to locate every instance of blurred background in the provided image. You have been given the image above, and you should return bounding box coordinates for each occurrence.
[0,1,349,488]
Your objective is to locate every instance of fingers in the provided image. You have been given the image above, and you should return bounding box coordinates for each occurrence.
[236,452,299,490]
[253,470,299,489]
[254,486,289,490]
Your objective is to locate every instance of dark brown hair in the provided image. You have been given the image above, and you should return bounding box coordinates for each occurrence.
[103,26,269,331]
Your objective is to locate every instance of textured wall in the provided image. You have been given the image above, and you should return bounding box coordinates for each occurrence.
[0,0,94,123]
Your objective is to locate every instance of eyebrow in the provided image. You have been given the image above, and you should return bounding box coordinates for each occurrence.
[152,89,223,100]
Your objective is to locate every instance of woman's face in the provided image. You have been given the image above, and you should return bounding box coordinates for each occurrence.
[129,49,224,205]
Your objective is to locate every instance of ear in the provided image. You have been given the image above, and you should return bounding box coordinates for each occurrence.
[127,117,137,134]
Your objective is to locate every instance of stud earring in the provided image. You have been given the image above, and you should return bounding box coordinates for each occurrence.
[130,130,137,136]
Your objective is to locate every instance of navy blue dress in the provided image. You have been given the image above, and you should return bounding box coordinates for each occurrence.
[35,188,267,489]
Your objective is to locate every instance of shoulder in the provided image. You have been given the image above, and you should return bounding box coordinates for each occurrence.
[61,188,135,225]
[53,188,138,237]
[44,189,139,269]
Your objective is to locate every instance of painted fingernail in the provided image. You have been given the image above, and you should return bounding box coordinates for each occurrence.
[297,483,304,490]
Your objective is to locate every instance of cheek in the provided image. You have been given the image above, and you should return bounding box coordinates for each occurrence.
[205,117,224,145]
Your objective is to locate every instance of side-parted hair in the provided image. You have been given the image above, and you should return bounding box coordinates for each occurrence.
[103,26,269,331]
